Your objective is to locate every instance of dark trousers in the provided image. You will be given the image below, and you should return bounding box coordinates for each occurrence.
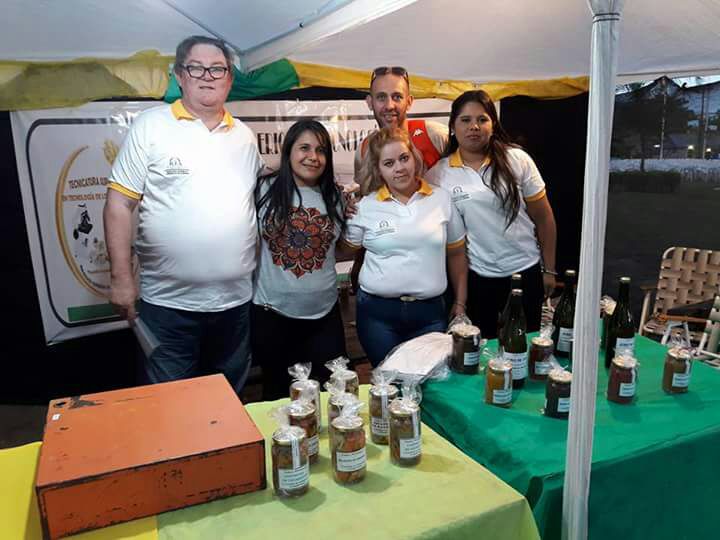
[467,263,544,340]
[251,302,347,401]
[137,299,252,394]
[355,290,447,367]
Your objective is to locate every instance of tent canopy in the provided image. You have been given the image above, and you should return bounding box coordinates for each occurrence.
[3,0,720,82]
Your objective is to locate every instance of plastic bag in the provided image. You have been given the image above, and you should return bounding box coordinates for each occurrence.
[287,387,319,464]
[330,399,366,484]
[325,356,359,396]
[377,332,452,385]
[269,406,309,498]
[288,362,322,431]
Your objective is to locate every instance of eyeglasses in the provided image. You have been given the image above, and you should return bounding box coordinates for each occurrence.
[371,66,409,83]
[180,64,229,80]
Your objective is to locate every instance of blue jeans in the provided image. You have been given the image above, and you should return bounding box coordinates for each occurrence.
[355,290,446,367]
[137,299,252,394]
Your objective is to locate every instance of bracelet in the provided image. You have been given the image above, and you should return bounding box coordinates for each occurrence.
[542,270,558,276]
[453,301,467,308]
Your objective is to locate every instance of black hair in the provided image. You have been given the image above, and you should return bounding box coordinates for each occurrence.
[444,90,521,227]
[256,120,344,233]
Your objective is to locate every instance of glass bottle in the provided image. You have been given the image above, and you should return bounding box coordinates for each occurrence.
[497,273,522,346]
[605,276,635,368]
[552,270,577,358]
[502,289,528,389]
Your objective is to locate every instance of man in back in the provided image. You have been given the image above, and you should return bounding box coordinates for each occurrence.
[104,36,263,393]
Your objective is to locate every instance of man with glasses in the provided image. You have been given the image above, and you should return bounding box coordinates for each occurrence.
[104,36,263,394]
[355,66,448,188]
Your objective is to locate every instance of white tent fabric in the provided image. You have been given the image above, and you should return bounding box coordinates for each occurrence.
[562,3,623,540]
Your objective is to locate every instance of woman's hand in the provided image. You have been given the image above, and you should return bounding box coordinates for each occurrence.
[450,301,466,320]
[542,272,556,299]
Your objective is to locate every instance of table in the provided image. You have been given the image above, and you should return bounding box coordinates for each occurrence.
[421,335,720,540]
[2,387,540,540]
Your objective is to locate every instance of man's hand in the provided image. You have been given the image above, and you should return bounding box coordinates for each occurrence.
[110,276,138,321]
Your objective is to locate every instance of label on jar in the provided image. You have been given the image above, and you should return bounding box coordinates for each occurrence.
[493,389,512,404]
[336,447,367,472]
[291,438,300,469]
[382,393,389,416]
[534,361,552,375]
[557,397,571,413]
[615,336,635,355]
[411,411,419,438]
[464,351,480,366]
[619,382,636,397]
[399,436,422,458]
[278,463,309,491]
[371,416,389,436]
[557,328,573,352]
[672,372,691,388]
[307,435,319,456]
[503,351,528,379]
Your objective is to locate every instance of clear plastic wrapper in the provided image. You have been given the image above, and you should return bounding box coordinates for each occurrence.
[368,369,399,444]
[663,335,694,394]
[484,351,513,408]
[288,362,322,431]
[330,399,367,484]
[377,332,452,385]
[324,378,357,451]
[529,325,555,381]
[270,406,309,498]
[607,352,638,404]
[287,387,319,464]
[325,356,359,396]
[448,316,484,375]
[388,379,422,466]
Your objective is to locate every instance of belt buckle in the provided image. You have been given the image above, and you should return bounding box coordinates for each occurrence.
[399,295,417,302]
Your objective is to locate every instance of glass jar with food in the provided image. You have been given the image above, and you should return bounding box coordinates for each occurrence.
[289,362,322,432]
[288,389,319,464]
[529,326,555,381]
[270,407,309,498]
[325,356,359,396]
[607,354,638,404]
[368,369,399,444]
[662,346,693,394]
[450,323,482,374]
[544,368,571,418]
[330,401,367,484]
[485,356,513,408]
[388,381,422,467]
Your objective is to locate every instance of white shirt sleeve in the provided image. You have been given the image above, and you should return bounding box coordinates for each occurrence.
[109,115,149,195]
[512,148,546,200]
[446,198,466,245]
[343,206,365,248]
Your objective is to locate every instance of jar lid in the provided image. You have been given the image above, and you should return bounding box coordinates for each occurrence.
[612,355,637,369]
[488,358,512,372]
[531,336,553,347]
[668,347,692,360]
[451,323,481,338]
[549,368,572,383]
[331,370,358,381]
[287,400,315,417]
[290,379,319,391]
[388,398,419,415]
[331,415,364,431]
[272,425,306,444]
[370,384,399,397]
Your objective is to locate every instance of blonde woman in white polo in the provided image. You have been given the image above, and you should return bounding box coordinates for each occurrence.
[426,90,558,340]
[341,128,468,366]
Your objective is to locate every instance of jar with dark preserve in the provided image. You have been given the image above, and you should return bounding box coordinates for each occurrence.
[529,336,554,381]
[662,347,692,394]
[389,398,422,466]
[607,355,638,404]
[485,358,513,408]
[369,381,399,445]
[450,323,482,374]
[330,401,366,485]
[545,369,572,418]
[287,399,319,464]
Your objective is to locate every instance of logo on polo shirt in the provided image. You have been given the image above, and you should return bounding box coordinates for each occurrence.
[374,219,397,236]
[165,156,190,176]
[413,128,424,137]
[451,185,471,202]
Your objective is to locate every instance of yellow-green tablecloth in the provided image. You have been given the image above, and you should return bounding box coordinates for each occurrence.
[2,387,539,540]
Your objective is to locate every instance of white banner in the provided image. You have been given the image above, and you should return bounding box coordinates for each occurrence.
[11,99,450,344]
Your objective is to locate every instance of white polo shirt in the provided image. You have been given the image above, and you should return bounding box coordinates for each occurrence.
[425,147,546,278]
[343,180,465,299]
[109,100,264,311]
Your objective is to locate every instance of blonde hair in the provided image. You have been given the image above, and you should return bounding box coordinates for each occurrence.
[358,128,425,195]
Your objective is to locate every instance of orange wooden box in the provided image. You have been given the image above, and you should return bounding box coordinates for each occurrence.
[35,374,266,539]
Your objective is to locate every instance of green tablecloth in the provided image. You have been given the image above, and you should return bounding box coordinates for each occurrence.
[158,387,540,540]
[421,335,720,540]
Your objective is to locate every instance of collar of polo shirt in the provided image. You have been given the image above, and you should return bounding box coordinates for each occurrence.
[376,178,433,201]
[449,149,490,168]
[171,99,235,128]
